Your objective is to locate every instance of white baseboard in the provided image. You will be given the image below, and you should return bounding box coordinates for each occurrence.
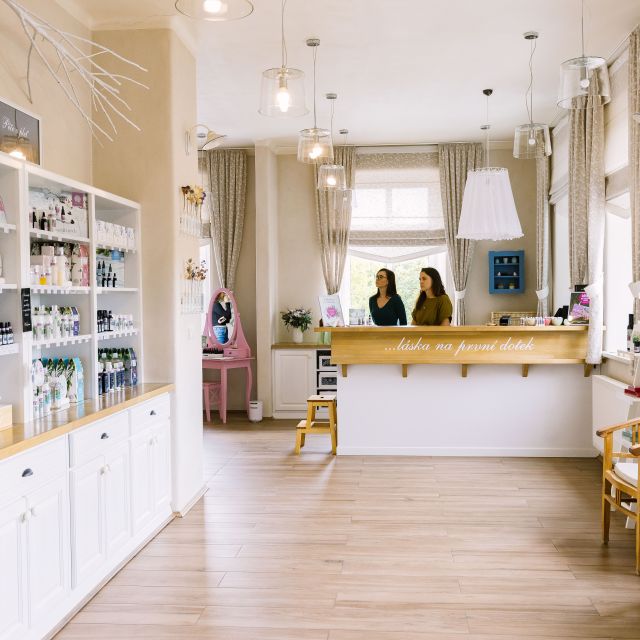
[337,446,599,457]
[174,483,208,517]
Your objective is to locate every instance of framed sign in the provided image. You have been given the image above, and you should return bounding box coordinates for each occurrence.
[0,99,41,164]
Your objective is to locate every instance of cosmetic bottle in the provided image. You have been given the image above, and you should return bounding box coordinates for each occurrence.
[628,314,635,352]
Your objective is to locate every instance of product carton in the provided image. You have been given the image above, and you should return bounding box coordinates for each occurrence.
[0,404,12,430]
[66,357,84,404]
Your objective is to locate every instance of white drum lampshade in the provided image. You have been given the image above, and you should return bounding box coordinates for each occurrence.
[558,56,611,109]
[297,127,333,164]
[317,164,346,190]
[259,68,307,117]
[175,0,254,21]
[513,123,552,159]
[457,168,523,241]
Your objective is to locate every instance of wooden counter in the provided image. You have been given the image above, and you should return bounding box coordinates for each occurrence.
[315,325,589,377]
[271,342,327,350]
[0,383,174,460]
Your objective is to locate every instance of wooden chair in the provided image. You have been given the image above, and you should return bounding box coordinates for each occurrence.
[203,381,221,423]
[295,395,337,455]
[597,417,640,574]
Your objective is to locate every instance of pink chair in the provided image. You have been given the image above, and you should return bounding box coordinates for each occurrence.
[203,381,222,423]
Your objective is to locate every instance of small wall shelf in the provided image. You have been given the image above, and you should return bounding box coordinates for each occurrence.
[29,229,90,244]
[489,250,524,294]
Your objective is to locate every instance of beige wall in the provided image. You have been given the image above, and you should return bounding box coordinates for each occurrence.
[0,0,92,183]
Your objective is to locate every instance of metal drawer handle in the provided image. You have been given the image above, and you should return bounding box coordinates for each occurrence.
[21,468,33,478]
[100,432,109,440]
[150,410,157,416]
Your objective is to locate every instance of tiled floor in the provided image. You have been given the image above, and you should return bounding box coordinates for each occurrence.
[56,415,640,639]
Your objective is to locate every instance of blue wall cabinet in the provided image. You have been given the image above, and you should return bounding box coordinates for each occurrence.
[489,250,524,294]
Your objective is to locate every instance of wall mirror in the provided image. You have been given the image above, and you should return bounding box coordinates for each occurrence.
[204,288,251,357]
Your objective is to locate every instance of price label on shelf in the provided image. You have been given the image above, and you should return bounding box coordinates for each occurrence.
[21,288,32,332]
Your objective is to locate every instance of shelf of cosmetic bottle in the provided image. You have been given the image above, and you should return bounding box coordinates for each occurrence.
[29,228,90,244]
[30,285,91,295]
[31,334,92,349]
[96,287,139,294]
[0,222,16,234]
[96,242,137,253]
[97,328,139,341]
[0,342,19,356]
[0,283,18,292]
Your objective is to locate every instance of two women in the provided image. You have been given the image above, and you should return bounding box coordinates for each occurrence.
[369,266,452,326]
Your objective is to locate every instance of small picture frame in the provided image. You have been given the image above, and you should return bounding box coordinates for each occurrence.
[568,291,590,324]
[0,98,41,165]
[319,294,344,328]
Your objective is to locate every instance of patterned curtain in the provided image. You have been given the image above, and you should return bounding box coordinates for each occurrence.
[568,82,606,363]
[536,155,551,317]
[201,149,247,290]
[630,26,640,318]
[315,145,356,294]
[438,143,484,325]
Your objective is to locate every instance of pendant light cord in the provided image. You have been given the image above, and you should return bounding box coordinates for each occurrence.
[525,36,537,125]
[312,45,318,128]
[581,0,585,58]
[485,93,491,169]
[281,0,288,69]
[330,98,335,144]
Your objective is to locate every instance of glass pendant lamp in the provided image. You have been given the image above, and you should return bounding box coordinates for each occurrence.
[259,1,307,117]
[298,39,333,164]
[317,95,346,190]
[175,0,254,21]
[557,0,610,109]
[513,32,551,159]
[458,90,523,242]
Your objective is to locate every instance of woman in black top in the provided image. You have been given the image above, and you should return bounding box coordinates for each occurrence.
[368,269,407,326]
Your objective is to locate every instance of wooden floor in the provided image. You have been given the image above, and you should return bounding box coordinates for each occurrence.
[56,415,640,640]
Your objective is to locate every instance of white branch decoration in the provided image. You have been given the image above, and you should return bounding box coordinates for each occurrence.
[2,0,149,143]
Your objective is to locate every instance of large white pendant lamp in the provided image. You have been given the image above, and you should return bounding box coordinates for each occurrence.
[557,0,610,109]
[259,0,307,117]
[513,32,551,160]
[458,89,523,242]
[298,38,333,165]
[317,94,346,191]
[175,0,254,21]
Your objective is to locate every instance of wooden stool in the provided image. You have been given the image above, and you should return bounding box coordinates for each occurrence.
[295,394,337,455]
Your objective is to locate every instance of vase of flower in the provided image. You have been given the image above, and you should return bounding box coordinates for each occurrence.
[282,307,312,345]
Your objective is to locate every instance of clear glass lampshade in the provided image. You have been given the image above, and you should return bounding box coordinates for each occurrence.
[457,168,523,241]
[317,164,346,191]
[513,123,552,159]
[297,128,333,164]
[259,68,307,117]
[175,0,254,21]
[558,56,611,109]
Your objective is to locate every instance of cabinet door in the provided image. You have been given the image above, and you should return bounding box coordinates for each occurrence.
[273,350,315,411]
[130,431,154,534]
[152,423,171,513]
[104,442,131,558]
[0,498,28,640]
[25,476,70,625]
[70,456,105,587]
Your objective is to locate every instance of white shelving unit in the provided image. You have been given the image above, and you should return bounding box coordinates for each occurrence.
[0,152,144,422]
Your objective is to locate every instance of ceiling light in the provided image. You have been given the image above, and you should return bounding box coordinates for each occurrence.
[259,0,307,117]
[185,124,226,154]
[558,0,610,109]
[298,39,333,165]
[458,90,523,241]
[317,94,346,191]
[514,32,551,159]
[175,0,253,21]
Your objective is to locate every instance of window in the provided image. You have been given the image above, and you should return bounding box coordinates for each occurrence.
[343,150,449,314]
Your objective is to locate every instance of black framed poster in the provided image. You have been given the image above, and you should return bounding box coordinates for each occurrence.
[0,99,40,164]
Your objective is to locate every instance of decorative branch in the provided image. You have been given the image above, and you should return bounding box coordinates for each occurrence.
[2,0,149,142]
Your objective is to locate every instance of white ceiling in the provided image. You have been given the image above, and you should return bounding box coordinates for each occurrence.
[73,0,639,147]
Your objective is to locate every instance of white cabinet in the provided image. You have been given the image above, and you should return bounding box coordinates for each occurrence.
[0,499,28,640]
[152,423,171,512]
[25,476,70,624]
[273,350,317,417]
[104,442,131,556]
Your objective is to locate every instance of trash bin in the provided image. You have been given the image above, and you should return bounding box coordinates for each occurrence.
[248,400,263,422]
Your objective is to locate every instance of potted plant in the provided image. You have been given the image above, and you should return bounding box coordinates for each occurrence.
[282,307,312,344]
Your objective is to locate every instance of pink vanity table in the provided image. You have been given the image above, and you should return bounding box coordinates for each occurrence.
[202,288,253,423]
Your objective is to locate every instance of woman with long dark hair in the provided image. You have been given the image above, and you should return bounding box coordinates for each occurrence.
[411,267,452,326]
[368,268,407,326]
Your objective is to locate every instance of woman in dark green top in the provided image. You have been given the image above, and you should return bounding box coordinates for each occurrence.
[369,269,407,326]
[411,267,453,326]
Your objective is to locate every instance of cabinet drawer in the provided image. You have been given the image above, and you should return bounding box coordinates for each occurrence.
[130,394,171,435]
[69,412,129,468]
[0,438,67,504]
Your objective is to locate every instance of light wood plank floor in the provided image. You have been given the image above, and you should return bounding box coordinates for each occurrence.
[56,415,640,640]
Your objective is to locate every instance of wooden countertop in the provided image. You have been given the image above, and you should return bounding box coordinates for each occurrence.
[314,325,588,333]
[0,383,174,461]
[272,343,328,350]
